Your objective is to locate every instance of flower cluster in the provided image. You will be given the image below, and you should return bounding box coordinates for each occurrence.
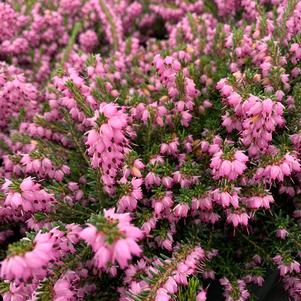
[80,209,143,269]
[1,0,301,301]
[210,149,248,180]
[1,177,56,213]
[86,103,129,195]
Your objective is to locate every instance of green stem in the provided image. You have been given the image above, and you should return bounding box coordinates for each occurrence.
[61,22,82,66]
[240,232,274,263]
[98,0,119,51]
[291,237,301,250]
[63,112,105,205]
[142,244,199,301]
[64,112,91,166]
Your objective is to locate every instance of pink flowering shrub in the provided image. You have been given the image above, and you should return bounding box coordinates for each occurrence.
[0,0,301,300]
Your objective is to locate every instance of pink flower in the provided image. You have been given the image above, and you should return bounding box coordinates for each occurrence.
[197,290,207,301]
[210,150,248,180]
[79,30,98,52]
[155,288,170,301]
[246,194,274,209]
[160,138,179,156]
[173,203,189,217]
[254,154,300,183]
[0,232,55,282]
[2,177,55,213]
[226,211,249,227]
[86,103,129,195]
[276,229,289,239]
[118,178,143,212]
[145,172,161,187]
[212,188,239,209]
[163,277,178,293]
[80,209,143,269]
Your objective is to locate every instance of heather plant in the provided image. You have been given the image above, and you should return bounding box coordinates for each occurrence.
[1,0,301,301]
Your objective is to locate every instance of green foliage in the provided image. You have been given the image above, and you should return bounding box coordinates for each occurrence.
[176,277,201,301]
[65,81,94,117]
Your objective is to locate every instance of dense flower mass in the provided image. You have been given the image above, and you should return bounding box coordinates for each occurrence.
[80,209,143,269]
[1,0,301,300]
